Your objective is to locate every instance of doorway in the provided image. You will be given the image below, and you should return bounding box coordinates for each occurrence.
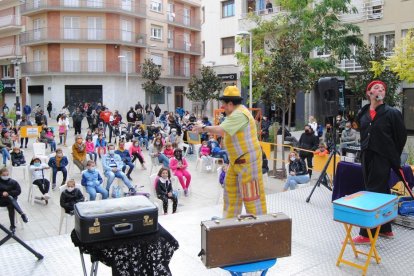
[28,85,44,109]
[403,88,414,131]
[174,86,184,110]
[65,85,102,113]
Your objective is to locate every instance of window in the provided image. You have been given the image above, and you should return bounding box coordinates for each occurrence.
[150,0,162,12]
[368,1,383,20]
[222,1,235,18]
[64,0,79,7]
[87,17,104,40]
[63,48,80,72]
[202,6,205,23]
[314,47,331,57]
[150,90,165,104]
[168,29,174,48]
[202,41,205,57]
[121,0,132,11]
[183,8,190,26]
[33,50,41,72]
[63,17,80,40]
[184,58,190,77]
[370,32,395,56]
[184,33,191,51]
[120,50,133,73]
[87,49,104,72]
[150,54,163,67]
[151,25,163,40]
[1,65,11,78]
[168,57,174,75]
[221,37,235,55]
[121,19,132,42]
[167,3,175,22]
[87,0,103,7]
[33,18,42,40]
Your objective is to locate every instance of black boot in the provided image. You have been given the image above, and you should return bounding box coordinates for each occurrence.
[308,169,312,178]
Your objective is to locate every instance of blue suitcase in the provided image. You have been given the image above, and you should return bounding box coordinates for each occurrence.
[333,191,398,228]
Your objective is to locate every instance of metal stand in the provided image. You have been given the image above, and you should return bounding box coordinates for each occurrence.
[79,250,99,276]
[306,118,338,203]
[0,223,43,260]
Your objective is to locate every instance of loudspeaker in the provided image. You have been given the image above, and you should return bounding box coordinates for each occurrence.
[314,77,339,119]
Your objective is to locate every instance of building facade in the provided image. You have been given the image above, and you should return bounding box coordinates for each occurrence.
[202,0,414,127]
[0,0,24,108]
[17,0,201,113]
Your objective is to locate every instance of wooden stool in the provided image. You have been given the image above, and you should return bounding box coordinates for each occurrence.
[221,259,277,276]
[336,223,381,276]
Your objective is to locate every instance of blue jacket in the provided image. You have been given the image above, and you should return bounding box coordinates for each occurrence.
[23,105,31,115]
[115,149,132,163]
[95,138,107,147]
[102,153,124,172]
[48,156,69,168]
[81,169,103,187]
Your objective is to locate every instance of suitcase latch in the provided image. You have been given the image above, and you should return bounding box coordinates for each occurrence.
[89,218,101,234]
[143,215,154,226]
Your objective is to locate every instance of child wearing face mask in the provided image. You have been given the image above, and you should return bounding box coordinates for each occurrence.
[29,157,51,204]
[163,142,174,159]
[200,140,213,171]
[81,160,108,201]
[169,148,191,196]
[60,179,84,214]
[155,167,178,215]
[48,148,69,190]
[85,137,97,162]
[129,139,146,169]
[314,142,329,157]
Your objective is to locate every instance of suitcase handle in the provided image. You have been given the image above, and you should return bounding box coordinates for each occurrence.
[112,223,133,235]
[382,211,393,217]
[237,214,257,221]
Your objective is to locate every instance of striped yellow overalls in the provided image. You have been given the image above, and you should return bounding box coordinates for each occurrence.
[222,105,267,218]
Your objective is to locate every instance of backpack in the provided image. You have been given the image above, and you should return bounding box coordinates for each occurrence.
[35,113,42,125]
[111,184,123,198]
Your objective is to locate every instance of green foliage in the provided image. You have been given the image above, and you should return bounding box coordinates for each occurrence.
[185,66,222,114]
[141,58,164,104]
[349,44,401,107]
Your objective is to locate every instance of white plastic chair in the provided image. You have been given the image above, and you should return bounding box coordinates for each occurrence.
[194,144,207,172]
[216,167,224,204]
[27,165,50,205]
[58,183,82,234]
[11,164,28,181]
[33,142,48,163]
[149,155,162,175]
[179,142,190,158]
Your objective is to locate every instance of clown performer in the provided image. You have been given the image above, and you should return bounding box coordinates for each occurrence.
[351,80,407,244]
[193,86,267,218]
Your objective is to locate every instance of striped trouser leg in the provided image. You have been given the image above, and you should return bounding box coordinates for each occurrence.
[222,165,243,218]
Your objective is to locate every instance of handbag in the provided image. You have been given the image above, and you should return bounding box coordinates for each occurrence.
[398,196,414,216]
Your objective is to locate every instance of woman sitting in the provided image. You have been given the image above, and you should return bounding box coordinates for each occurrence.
[170,148,191,196]
[10,147,26,167]
[29,157,51,204]
[155,167,178,215]
[149,137,169,168]
[283,151,310,191]
[48,148,68,190]
[60,179,84,215]
[72,135,87,171]
[0,167,28,232]
[0,129,12,167]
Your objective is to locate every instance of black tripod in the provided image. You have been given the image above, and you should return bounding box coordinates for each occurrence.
[306,119,339,203]
[0,223,43,260]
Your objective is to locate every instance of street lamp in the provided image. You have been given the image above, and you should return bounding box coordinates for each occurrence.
[11,58,22,120]
[118,55,128,97]
[236,30,252,109]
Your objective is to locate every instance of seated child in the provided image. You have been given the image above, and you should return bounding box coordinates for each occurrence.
[10,147,26,166]
[81,160,109,201]
[129,139,146,170]
[200,140,213,171]
[85,137,97,162]
[60,179,84,214]
[163,142,174,159]
[219,164,227,188]
[29,157,51,204]
[155,167,178,215]
[95,134,107,158]
[314,142,329,157]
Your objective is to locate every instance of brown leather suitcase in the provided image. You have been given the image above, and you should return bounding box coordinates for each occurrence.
[199,213,292,268]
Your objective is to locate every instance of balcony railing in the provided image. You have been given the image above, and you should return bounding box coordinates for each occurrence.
[21,60,142,75]
[166,64,196,78]
[337,59,363,72]
[0,45,21,58]
[240,6,285,19]
[167,39,201,55]
[0,15,21,28]
[167,12,201,30]
[338,0,384,23]
[21,0,146,17]
[20,27,147,46]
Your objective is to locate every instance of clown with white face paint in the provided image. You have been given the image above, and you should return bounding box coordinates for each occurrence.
[351,80,407,245]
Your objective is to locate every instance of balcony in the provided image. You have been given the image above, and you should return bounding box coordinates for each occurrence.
[167,12,201,31]
[0,45,21,59]
[21,60,142,75]
[337,59,363,73]
[0,15,23,36]
[338,0,384,23]
[0,0,22,8]
[21,0,146,18]
[20,27,147,47]
[166,64,197,79]
[167,39,201,55]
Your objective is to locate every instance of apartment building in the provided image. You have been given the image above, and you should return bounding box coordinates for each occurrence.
[18,0,201,113]
[202,0,414,128]
[0,0,24,107]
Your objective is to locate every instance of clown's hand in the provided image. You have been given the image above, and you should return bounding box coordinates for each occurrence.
[192,123,205,133]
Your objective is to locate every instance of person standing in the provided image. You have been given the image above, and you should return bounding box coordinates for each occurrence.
[23,104,32,119]
[351,80,407,244]
[126,107,137,131]
[47,101,53,118]
[154,104,161,120]
[72,107,84,135]
[193,86,267,218]
[298,125,319,178]
[17,116,32,148]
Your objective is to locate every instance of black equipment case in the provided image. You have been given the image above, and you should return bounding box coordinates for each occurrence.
[74,196,158,243]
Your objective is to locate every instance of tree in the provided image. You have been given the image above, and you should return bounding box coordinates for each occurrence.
[348,44,401,107]
[185,66,223,116]
[371,29,414,83]
[141,58,164,105]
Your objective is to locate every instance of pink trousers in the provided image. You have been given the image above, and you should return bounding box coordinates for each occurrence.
[174,169,191,190]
